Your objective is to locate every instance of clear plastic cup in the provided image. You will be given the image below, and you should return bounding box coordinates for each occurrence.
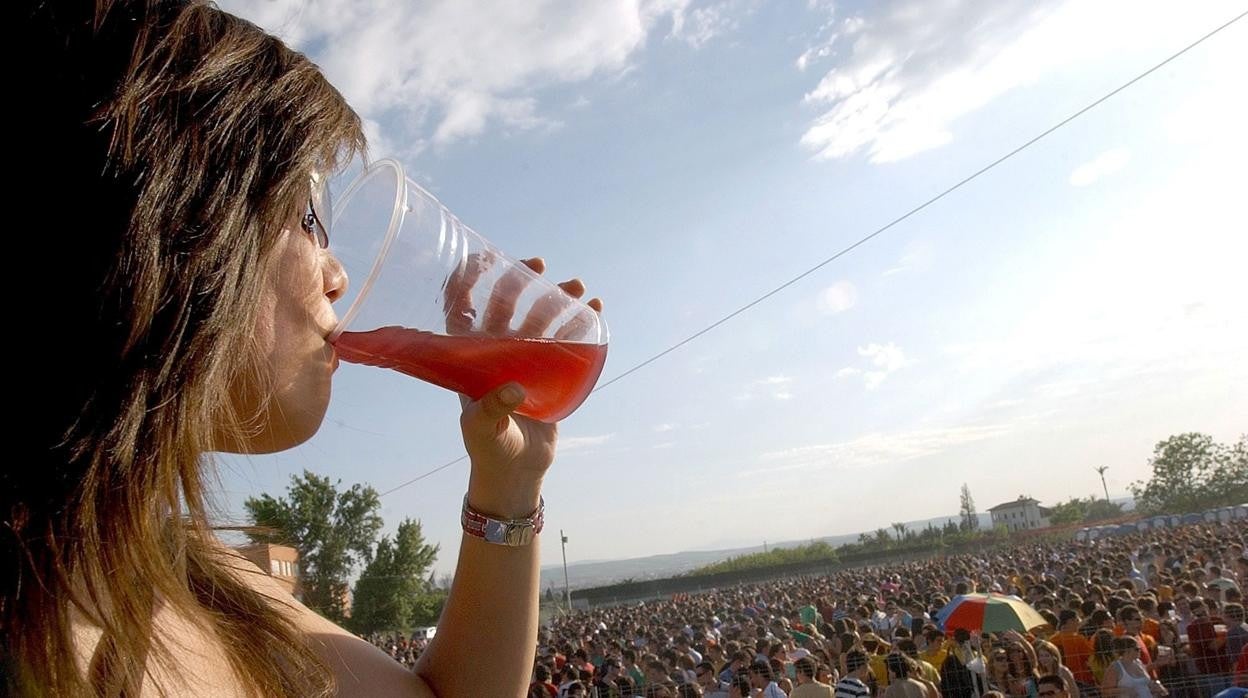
[326,159,608,423]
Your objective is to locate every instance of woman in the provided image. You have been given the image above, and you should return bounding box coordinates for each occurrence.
[1002,632,1040,698]
[1088,629,1118,686]
[988,649,1013,695]
[5,1,599,696]
[1099,637,1166,698]
[1034,639,1081,698]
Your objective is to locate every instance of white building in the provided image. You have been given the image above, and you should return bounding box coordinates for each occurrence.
[989,496,1051,532]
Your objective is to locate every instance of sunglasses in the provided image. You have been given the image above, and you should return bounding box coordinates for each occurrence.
[300,173,332,249]
[301,197,330,249]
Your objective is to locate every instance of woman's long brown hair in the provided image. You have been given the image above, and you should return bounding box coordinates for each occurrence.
[5,1,364,694]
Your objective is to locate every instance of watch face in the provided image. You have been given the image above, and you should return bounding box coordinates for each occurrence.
[485,519,507,543]
[484,519,535,546]
[504,524,535,547]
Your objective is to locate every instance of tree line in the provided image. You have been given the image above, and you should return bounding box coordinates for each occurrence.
[244,471,444,634]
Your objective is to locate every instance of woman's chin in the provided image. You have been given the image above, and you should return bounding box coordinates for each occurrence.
[214,396,330,454]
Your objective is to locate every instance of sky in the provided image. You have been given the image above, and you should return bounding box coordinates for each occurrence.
[213,0,1248,578]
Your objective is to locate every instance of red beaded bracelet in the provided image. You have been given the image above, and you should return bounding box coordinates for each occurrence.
[461,495,545,546]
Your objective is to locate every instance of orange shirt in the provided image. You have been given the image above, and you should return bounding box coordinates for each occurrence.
[1051,630,1095,684]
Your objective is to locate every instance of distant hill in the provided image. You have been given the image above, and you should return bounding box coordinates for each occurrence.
[540,512,998,592]
[541,498,1139,592]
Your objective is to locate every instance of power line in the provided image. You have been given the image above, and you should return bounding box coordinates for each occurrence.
[378,10,1247,499]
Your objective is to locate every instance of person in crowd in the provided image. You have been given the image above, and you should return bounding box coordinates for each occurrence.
[532,664,560,698]
[882,653,934,698]
[748,659,787,698]
[697,660,731,698]
[1099,636,1167,698]
[1034,639,1081,698]
[1188,597,1234,694]
[835,650,871,698]
[1089,628,1119,685]
[1053,610,1098,688]
[1037,674,1071,698]
[942,628,988,698]
[791,655,835,698]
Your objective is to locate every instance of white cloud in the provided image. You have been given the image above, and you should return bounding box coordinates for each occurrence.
[796,1,1227,163]
[558,433,615,452]
[670,2,739,48]
[737,374,797,401]
[817,280,858,314]
[219,0,727,153]
[883,240,933,276]
[654,423,677,432]
[744,423,1010,476]
[857,342,910,389]
[1069,148,1131,187]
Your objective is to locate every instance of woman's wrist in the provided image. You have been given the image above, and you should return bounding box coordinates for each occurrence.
[465,474,543,520]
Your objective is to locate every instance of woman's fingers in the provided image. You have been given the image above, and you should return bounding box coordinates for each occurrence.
[444,252,493,334]
[556,278,603,312]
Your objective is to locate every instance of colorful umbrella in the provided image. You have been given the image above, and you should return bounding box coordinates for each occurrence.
[935,593,1048,634]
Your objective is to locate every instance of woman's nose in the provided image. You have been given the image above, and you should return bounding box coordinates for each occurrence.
[324,251,348,303]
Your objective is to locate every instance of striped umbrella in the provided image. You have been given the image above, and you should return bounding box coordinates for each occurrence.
[935,593,1048,634]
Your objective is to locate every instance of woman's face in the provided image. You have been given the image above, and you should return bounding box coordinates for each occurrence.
[220,196,347,453]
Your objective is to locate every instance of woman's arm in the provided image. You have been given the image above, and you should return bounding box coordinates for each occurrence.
[1100,659,1120,698]
[414,266,601,696]
[1059,665,1081,698]
[413,385,549,697]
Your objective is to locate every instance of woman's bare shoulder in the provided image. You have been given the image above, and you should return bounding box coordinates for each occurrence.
[216,542,437,697]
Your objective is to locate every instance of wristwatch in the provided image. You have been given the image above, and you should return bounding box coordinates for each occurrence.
[461,495,544,546]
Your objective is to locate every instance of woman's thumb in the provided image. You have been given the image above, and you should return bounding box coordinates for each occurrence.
[462,382,525,430]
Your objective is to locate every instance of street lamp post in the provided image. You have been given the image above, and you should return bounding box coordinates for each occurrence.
[1095,466,1110,501]
[561,530,571,610]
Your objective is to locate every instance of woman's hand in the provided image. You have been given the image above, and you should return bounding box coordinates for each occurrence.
[456,257,602,517]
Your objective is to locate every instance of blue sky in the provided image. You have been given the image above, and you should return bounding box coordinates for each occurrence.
[215,0,1248,576]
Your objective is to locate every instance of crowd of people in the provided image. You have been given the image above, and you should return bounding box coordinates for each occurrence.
[371,519,1247,697]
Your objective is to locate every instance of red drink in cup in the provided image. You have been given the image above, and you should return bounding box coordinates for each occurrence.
[325,159,608,423]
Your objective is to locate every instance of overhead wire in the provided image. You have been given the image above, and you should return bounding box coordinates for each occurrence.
[377,10,1247,499]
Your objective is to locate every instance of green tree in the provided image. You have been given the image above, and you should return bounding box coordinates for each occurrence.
[1049,497,1086,525]
[960,484,979,531]
[891,522,907,540]
[245,470,382,622]
[1130,433,1248,514]
[1084,498,1124,521]
[351,518,442,633]
[1049,496,1124,524]
[874,528,892,548]
[1210,434,1248,503]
